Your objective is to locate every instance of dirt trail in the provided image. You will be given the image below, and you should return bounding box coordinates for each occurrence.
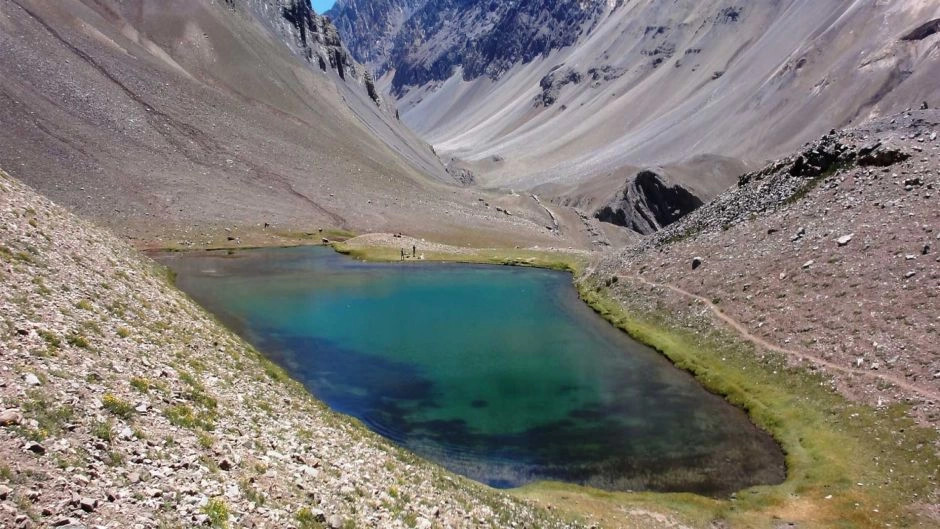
[626,274,940,403]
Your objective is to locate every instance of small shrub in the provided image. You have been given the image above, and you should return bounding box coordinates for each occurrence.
[75,299,93,311]
[240,479,265,506]
[102,394,134,419]
[198,433,214,449]
[66,334,90,349]
[130,377,150,393]
[106,450,124,467]
[21,391,74,440]
[37,330,60,348]
[92,420,113,442]
[164,405,215,431]
[116,327,131,339]
[203,498,229,528]
[296,507,323,529]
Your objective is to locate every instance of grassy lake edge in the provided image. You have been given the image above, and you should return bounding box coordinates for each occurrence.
[327,239,939,528]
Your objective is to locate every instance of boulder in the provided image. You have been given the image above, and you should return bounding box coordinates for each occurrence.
[0,409,23,427]
[25,442,45,455]
[79,498,97,512]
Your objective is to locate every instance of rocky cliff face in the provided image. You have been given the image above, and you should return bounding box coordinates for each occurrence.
[234,0,381,102]
[595,170,703,235]
[326,0,427,75]
[328,0,606,94]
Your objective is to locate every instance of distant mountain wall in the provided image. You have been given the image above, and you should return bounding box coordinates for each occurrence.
[328,0,940,222]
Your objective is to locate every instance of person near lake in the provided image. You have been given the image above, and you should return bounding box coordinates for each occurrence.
[400,248,405,261]
[413,244,416,257]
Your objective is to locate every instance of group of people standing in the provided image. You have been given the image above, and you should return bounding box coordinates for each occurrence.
[401,244,416,261]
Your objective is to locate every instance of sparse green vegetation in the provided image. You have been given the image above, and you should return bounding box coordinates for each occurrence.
[130,376,150,393]
[527,280,940,529]
[92,420,114,442]
[102,393,135,419]
[19,390,74,441]
[296,507,324,529]
[333,242,585,274]
[37,329,60,348]
[164,404,215,431]
[197,432,214,449]
[65,333,90,349]
[203,498,229,528]
[240,479,266,507]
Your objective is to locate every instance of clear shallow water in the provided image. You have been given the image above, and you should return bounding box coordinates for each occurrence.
[159,246,784,495]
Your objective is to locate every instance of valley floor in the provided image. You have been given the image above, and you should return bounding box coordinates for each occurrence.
[1,111,939,529]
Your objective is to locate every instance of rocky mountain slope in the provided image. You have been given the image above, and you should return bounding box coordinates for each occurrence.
[0,0,566,248]
[596,109,940,425]
[0,169,582,528]
[330,0,940,229]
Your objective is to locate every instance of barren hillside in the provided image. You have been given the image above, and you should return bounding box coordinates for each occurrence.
[598,109,940,426]
[0,0,567,248]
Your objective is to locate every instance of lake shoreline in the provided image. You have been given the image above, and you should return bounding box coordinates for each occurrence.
[313,235,940,528]
[150,233,939,528]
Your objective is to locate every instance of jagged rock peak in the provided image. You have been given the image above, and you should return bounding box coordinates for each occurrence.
[328,0,608,94]
[228,0,382,103]
[595,170,704,235]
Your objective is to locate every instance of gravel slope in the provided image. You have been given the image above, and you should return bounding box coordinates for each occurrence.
[596,110,940,427]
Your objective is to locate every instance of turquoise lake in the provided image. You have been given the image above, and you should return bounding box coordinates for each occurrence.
[158,246,784,495]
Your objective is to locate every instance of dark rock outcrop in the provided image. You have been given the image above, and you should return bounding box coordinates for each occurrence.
[900,18,940,41]
[534,67,582,107]
[595,170,704,235]
[275,0,356,78]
